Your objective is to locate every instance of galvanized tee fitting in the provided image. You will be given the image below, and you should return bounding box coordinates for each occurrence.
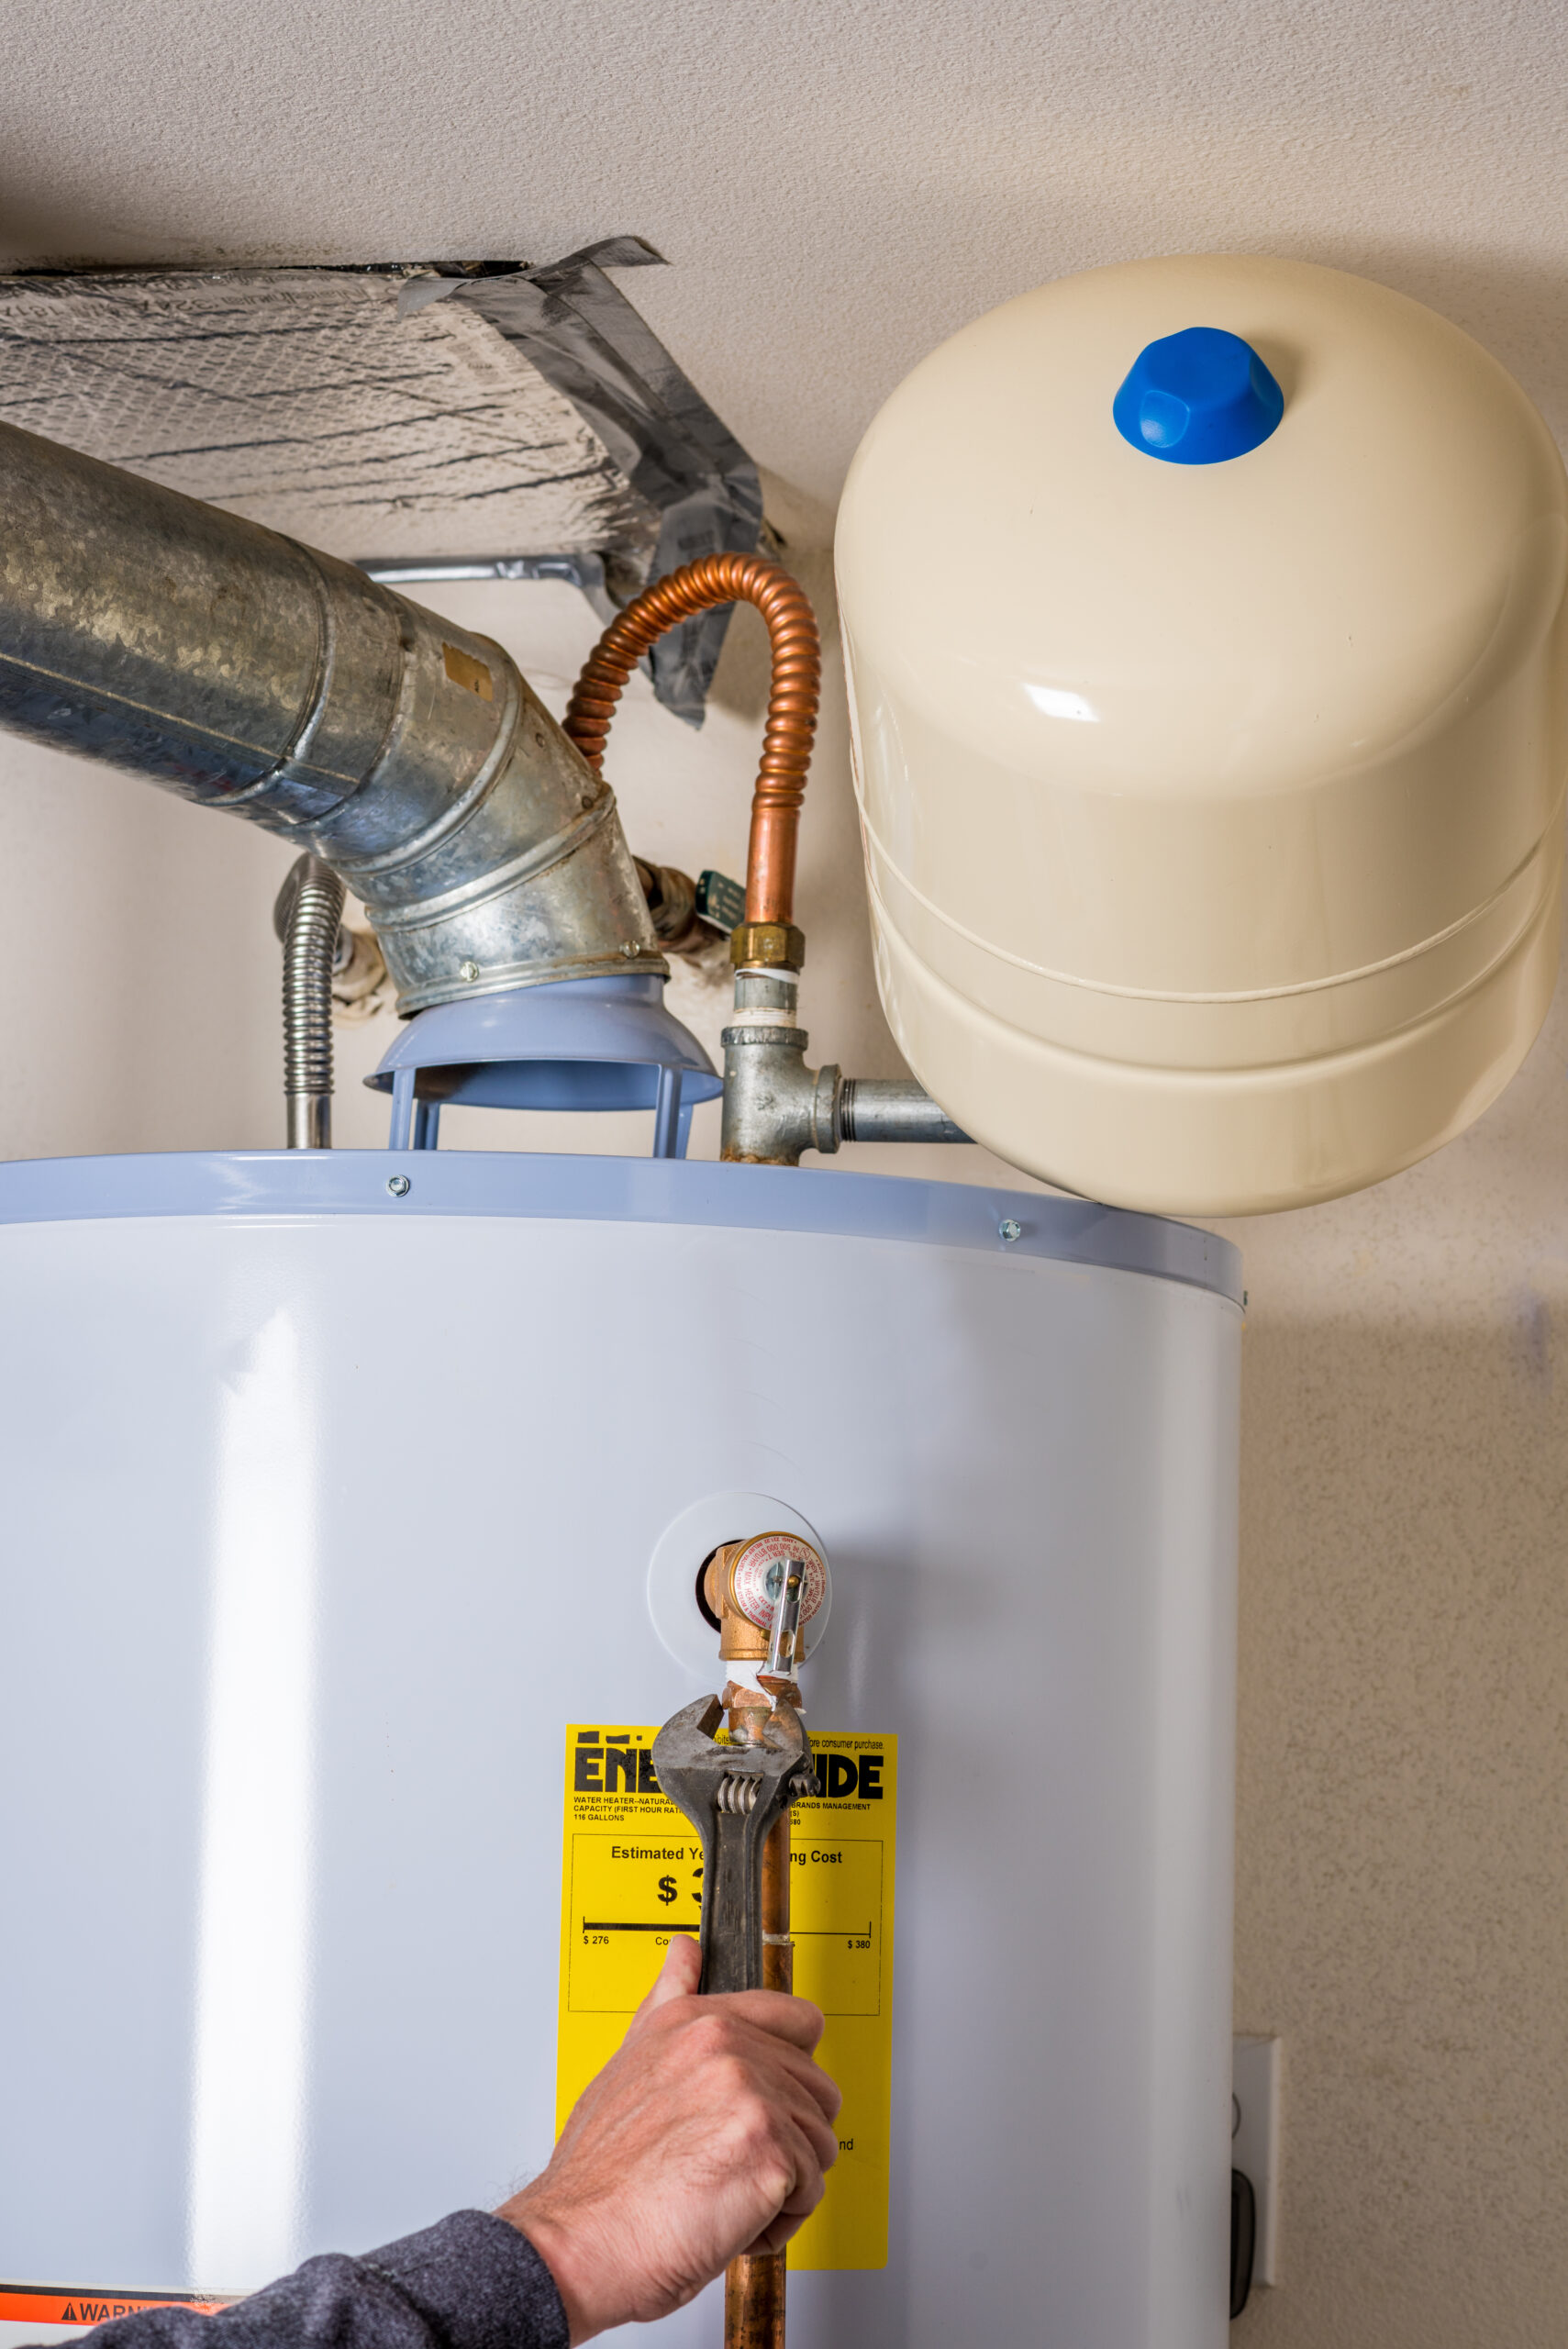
[720,969,838,1163]
[720,968,969,1163]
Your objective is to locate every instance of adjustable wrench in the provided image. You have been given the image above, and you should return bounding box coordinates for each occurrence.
[651,1695,815,1994]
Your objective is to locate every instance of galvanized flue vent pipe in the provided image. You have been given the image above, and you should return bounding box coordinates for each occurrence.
[0,417,657,1016]
[0,414,967,1164]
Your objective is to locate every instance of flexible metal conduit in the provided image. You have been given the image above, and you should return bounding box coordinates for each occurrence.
[274,854,346,1148]
[558,546,968,1163]
[564,552,820,926]
[0,418,657,1014]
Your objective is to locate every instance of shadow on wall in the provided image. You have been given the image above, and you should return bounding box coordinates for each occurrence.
[1236,238,1568,438]
[1231,1295,1568,2349]
[0,183,338,273]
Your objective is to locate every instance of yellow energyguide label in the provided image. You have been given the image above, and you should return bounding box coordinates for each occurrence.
[556,1722,897,2270]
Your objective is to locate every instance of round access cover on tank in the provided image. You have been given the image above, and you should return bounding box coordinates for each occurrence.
[836,255,1568,1214]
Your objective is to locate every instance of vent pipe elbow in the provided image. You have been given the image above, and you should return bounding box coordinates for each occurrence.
[0,418,660,1011]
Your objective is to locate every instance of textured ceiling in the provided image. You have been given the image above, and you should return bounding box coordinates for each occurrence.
[2,0,1565,506]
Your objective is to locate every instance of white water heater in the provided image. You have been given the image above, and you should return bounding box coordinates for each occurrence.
[24,250,1537,2349]
[0,1151,1240,2349]
[6,237,1560,2349]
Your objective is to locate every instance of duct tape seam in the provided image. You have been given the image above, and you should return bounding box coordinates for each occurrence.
[443,240,764,728]
[0,243,762,727]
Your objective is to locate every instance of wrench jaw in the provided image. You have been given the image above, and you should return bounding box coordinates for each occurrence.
[651,1698,815,1997]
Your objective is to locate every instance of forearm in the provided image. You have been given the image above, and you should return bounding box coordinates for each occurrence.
[58,2213,565,2349]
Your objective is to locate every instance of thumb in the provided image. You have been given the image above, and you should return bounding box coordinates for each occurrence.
[635,1933,701,2021]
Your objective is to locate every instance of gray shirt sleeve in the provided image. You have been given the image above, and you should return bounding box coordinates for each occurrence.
[49,2213,569,2349]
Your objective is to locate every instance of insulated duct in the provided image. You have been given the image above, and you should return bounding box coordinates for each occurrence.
[0,417,658,1014]
[0,244,766,727]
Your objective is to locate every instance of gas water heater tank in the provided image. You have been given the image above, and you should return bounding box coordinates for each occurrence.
[0,1152,1240,2349]
[835,254,1568,1214]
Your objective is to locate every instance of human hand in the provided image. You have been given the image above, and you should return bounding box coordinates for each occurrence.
[497,1936,840,2343]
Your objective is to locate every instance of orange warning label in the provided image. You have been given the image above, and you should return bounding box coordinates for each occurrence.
[0,2286,228,2327]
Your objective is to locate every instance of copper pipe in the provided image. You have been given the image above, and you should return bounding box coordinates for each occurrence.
[562,554,820,926]
[760,1810,793,1996]
[707,1543,817,2349]
[724,1808,791,2349]
[726,2250,787,2349]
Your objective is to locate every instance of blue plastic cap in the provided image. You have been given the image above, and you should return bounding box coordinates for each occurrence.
[1112,327,1284,465]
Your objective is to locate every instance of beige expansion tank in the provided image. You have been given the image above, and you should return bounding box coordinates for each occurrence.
[835,255,1568,1214]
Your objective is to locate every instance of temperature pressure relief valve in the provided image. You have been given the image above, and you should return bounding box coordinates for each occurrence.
[703,1531,828,1738]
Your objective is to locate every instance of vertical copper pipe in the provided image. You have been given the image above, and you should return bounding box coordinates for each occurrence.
[562,553,820,927]
[726,1809,791,2348]
[726,2249,787,2349]
[760,1813,793,1995]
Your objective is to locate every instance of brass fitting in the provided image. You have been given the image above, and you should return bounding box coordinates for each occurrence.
[705,1542,769,1664]
[729,920,806,972]
[705,1542,774,1744]
[634,857,710,956]
[704,1532,828,1739]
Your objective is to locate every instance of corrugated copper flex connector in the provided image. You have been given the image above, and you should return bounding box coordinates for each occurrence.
[563,553,820,926]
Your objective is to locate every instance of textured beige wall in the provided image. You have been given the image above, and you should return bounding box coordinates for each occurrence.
[1213,980,1568,2346]
[2,520,1564,2346]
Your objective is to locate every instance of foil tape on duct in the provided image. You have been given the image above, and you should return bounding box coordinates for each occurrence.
[0,238,761,724]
